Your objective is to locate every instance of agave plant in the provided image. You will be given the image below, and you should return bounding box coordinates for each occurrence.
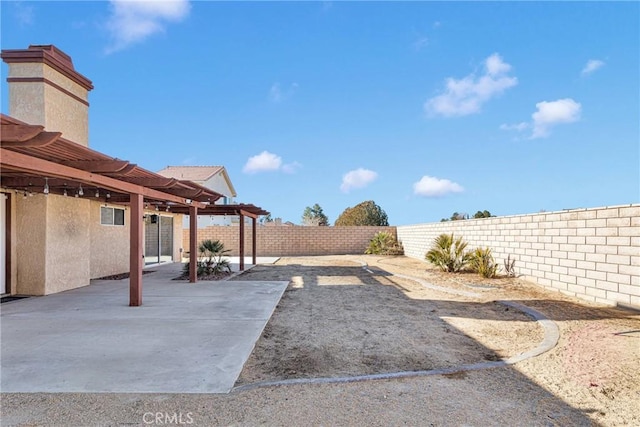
[425,233,472,273]
[469,247,499,278]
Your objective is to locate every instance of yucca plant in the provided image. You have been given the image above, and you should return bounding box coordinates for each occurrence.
[469,247,499,278]
[365,232,404,255]
[425,233,472,272]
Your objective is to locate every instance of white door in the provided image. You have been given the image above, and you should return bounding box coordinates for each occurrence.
[0,193,7,294]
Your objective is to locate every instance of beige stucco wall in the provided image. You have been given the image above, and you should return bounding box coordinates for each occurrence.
[7,62,89,145]
[10,192,183,293]
[90,202,130,279]
[44,195,90,294]
[15,193,47,295]
[7,64,46,125]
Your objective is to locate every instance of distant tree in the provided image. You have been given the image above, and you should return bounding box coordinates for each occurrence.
[302,203,329,226]
[473,210,493,219]
[441,211,493,222]
[335,200,389,226]
[260,213,273,225]
[445,212,468,221]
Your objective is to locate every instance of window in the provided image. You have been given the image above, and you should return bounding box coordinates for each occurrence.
[101,206,125,226]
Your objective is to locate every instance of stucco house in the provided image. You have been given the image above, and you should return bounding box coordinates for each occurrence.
[0,45,267,304]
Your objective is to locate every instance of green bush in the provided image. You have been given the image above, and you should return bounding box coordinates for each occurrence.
[469,247,499,278]
[183,239,231,277]
[365,232,404,255]
[425,234,472,273]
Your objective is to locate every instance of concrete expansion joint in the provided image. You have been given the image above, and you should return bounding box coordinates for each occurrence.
[232,260,560,394]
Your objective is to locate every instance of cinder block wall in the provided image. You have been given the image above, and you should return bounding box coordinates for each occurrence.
[183,226,397,257]
[397,204,639,308]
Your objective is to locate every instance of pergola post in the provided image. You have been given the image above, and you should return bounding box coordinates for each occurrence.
[189,205,198,283]
[239,212,245,271]
[129,193,143,306]
[252,216,257,266]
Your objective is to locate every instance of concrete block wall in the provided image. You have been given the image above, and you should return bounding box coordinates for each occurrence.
[397,204,639,308]
[183,226,397,257]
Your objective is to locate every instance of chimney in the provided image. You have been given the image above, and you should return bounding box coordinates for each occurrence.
[1,45,93,146]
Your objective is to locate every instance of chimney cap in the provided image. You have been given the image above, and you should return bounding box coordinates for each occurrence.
[1,44,93,91]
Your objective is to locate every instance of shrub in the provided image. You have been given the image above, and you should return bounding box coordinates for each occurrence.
[469,247,499,278]
[425,234,472,273]
[183,239,231,277]
[503,254,516,277]
[365,232,404,255]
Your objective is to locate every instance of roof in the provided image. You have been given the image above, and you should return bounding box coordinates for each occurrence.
[0,114,224,207]
[158,165,237,197]
[157,166,223,182]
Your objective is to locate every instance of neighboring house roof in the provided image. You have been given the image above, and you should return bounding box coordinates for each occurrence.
[157,166,237,197]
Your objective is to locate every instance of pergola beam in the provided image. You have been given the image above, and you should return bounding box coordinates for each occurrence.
[239,212,245,271]
[116,177,179,188]
[129,193,143,306]
[60,159,131,173]
[189,205,198,283]
[252,216,257,266]
[0,148,206,207]
[1,130,60,147]
[1,124,44,142]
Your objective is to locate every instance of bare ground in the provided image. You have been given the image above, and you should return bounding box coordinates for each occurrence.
[231,255,640,426]
[2,255,638,426]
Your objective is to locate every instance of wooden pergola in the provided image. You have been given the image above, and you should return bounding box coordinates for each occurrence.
[0,114,268,306]
[169,203,269,274]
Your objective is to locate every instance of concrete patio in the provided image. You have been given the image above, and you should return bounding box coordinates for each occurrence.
[0,262,287,394]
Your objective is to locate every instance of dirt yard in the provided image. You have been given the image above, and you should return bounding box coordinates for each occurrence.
[2,255,638,426]
[232,255,640,426]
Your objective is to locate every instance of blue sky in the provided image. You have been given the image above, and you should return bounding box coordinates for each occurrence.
[2,1,638,225]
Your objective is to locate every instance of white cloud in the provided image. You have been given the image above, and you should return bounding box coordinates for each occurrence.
[243,151,282,174]
[531,98,582,139]
[282,161,302,174]
[340,168,378,193]
[424,53,517,117]
[413,175,463,197]
[243,151,301,174]
[499,122,529,132]
[105,0,190,53]
[269,82,298,103]
[581,59,605,76]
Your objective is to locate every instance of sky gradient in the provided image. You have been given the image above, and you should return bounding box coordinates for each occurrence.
[2,1,638,225]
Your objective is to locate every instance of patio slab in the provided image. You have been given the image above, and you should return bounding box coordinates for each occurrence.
[0,264,288,394]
